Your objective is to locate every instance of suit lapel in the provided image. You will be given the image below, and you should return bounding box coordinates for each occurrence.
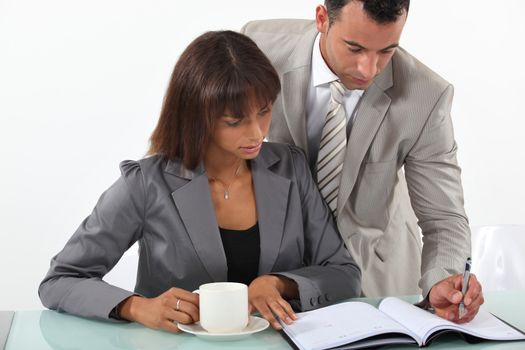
[336,62,394,217]
[169,163,227,282]
[167,146,291,280]
[251,147,291,274]
[281,23,319,157]
[282,69,309,152]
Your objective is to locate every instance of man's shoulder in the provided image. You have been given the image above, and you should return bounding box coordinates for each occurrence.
[382,48,454,129]
[241,19,314,36]
[392,47,450,89]
[241,19,317,71]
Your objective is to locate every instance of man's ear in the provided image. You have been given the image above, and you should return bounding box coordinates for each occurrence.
[315,5,330,33]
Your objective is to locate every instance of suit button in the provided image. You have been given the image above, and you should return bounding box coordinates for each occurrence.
[310,298,316,306]
[325,294,331,302]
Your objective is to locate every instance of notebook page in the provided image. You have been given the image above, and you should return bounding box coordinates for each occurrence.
[378,297,525,344]
[281,301,416,350]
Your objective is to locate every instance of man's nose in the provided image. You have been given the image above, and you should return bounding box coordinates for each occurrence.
[357,53,379,80]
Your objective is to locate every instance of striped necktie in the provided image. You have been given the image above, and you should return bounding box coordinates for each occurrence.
[316,80,347,216]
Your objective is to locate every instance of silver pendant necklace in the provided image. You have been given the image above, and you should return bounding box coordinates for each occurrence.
[208,162,244,200]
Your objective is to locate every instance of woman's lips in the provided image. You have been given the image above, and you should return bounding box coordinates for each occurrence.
[241,143,262,154]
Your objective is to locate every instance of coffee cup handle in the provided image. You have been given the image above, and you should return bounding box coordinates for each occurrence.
[192,289,200,294]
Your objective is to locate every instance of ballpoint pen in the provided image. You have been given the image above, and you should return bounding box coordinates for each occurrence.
[458,257,472,319]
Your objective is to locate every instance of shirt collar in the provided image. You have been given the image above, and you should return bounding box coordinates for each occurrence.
[312,33,338,87]
[311,33,364,97]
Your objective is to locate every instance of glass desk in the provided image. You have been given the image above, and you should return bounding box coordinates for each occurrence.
[3,291,525,350]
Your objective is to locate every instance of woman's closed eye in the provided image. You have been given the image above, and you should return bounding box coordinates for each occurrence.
[223,117,242,127]
[258,107,271,116]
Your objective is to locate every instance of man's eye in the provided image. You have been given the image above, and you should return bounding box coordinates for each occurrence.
[349,48,362,53]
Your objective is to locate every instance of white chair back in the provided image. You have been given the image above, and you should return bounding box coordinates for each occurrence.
[471,225,525,291]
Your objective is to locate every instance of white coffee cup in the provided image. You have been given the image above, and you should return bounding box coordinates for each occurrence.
[197,282,249,333]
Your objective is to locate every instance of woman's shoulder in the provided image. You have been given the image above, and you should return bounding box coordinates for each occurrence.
[259,142,310,175]
[261,142,307,159]
[118,154,169,180]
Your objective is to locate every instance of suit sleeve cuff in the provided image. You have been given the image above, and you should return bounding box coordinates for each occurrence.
[419,267,454,298]
[271,272,330,311]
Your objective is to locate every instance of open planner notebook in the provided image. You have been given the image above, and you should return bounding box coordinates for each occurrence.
[280,297,525,350]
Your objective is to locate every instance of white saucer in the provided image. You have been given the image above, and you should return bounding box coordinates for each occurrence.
[178,316,269,341]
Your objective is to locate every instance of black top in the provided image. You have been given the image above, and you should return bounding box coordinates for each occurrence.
[219,223,260,285]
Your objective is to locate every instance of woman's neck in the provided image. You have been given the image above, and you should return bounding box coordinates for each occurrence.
[204,153,247,180]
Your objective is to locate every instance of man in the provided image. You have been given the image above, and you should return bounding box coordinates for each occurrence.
[242,0,483,323]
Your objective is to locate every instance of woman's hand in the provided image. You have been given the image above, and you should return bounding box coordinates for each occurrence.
[118,287,199,333]
[248,275,298,330]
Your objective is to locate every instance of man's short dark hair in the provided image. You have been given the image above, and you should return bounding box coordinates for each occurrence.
[148,31,280,170]
[325,0,410,25]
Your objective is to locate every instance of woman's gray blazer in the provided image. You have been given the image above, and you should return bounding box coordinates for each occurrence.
[39,142,361,321]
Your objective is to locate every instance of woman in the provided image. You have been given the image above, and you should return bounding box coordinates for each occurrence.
[39,30,361,332]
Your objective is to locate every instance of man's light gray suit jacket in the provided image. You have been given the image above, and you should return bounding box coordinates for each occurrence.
[39,143,361,320]
[242,20,470,297]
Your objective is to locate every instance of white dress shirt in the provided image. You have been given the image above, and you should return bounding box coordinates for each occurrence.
[305,33,363,170]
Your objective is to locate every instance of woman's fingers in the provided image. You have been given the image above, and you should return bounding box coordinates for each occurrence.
[120,287,201,333]
[252,299,281,330]
[278,299,298,321]
[177,288,200,307]
[163,306,192,324]
[248,275,299,330]
[252,296,297,330]
[166,287,200,307]
[174,299,200,323]
[268,299,296,325]
[162,319,182,333]
[162,288,200,323]
[146,287,201,331]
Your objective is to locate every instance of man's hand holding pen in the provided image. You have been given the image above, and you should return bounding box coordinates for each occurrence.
[427,258,485,324]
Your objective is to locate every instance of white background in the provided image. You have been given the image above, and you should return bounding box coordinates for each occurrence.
[1,1,524,310]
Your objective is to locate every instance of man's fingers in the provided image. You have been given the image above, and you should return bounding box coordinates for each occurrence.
[430,275,462,308]
[429,273,485,324]
[442,284,462,304]
[459,305,480,323]
[453,274,463,290]
[471,291,485,310]
[464,274,482,306]
[460,292,484,322]
[433,304,456,321]
[444,275,464,304]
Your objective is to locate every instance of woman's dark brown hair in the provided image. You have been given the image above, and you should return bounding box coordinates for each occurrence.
[148,30,281,169]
